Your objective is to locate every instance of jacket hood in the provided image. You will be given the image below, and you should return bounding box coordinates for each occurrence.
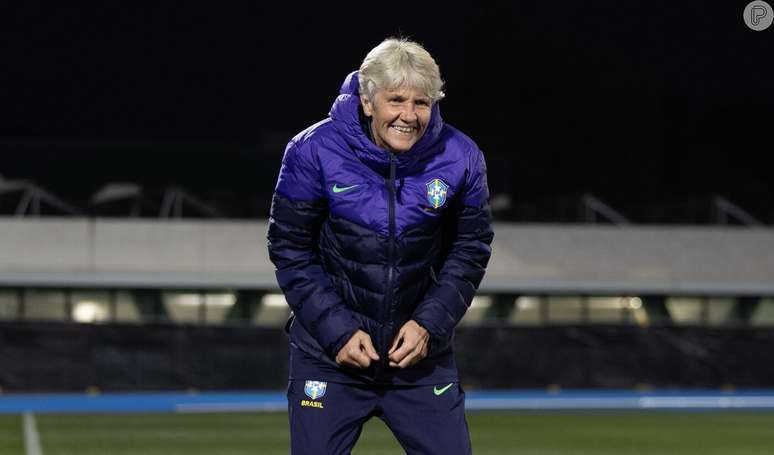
[329,71,444,177]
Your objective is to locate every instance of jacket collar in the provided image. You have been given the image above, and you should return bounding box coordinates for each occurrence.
[329,71,444,177]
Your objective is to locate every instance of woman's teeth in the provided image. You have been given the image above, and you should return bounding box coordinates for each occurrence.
[391,125,414,133]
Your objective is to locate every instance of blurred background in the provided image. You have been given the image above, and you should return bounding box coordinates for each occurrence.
[1,1,773,453]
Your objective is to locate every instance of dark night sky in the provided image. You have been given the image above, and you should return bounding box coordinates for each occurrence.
[1,1,772,221]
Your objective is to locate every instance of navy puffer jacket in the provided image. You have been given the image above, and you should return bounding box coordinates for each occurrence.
[267,71,493,385]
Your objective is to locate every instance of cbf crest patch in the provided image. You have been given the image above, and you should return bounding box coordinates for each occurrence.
[426,178,449,209]
[304,380,327,400]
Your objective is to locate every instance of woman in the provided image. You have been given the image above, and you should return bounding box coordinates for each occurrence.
[268,37,493,455]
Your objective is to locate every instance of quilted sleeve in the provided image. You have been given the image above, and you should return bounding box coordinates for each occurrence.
[411,146,494,355]
[267,140,363,360]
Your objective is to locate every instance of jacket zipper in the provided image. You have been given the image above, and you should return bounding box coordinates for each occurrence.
[380,153,397,372]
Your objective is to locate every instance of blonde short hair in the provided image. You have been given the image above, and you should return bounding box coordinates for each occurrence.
[358,38,445,103]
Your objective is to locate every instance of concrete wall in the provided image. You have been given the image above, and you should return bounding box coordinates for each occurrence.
[0,218,275,288]
[1,218,773,294]
[484,225,774,295]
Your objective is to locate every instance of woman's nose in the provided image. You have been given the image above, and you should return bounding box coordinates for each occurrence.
[400,104,418,122]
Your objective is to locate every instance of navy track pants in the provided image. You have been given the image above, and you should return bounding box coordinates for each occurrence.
[288,380,471,455]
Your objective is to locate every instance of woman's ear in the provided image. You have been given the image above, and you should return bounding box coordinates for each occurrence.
[360,95,373,117]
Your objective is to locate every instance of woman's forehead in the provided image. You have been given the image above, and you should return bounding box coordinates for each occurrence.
[379,85,431,99]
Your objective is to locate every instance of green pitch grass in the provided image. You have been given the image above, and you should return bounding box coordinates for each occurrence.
[20,411,774,455]
[0,415,24,453]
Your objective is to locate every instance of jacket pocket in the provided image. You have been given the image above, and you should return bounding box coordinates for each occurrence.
[330,275,362,312]
[289,318,327,361]
[284,312,295,334]
[429,266,440,286]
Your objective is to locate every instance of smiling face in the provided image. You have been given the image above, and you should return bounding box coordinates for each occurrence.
[361,86,432,153]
